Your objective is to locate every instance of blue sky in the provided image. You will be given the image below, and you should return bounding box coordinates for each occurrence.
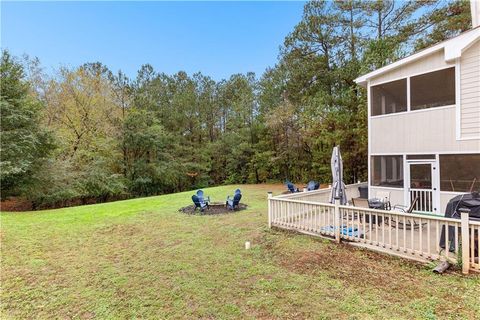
[1,1,306,81]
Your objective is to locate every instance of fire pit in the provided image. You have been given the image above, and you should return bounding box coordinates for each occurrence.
[179,202,247,215]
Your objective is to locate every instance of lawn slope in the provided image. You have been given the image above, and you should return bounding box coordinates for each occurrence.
[1,185,479,319]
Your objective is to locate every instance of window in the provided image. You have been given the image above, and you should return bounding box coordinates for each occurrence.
[371,155,404,188]
[371,79,407,116]
[410,67,455,111]
[440,154,480,192]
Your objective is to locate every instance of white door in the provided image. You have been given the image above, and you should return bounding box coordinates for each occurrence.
[407,161,439,214]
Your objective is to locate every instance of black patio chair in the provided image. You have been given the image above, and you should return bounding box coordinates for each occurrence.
[306,180,319,191]
[386,197,427,230]
[192,194,208,212]
[286,182,299,193]
[196,189,210,205]
[226,190,242,210]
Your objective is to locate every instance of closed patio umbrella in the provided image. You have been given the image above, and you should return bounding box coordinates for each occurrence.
[330,146,347,205]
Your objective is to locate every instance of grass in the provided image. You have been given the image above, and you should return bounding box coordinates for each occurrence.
[1,184,479,319]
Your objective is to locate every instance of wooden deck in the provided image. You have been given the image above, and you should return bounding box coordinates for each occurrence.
[269,186,480,273]
[295,213,462,262]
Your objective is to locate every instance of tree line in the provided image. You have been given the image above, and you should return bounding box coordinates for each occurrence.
[0,0,471,208]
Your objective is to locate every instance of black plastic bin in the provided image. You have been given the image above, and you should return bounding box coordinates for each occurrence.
[358,186,368,199]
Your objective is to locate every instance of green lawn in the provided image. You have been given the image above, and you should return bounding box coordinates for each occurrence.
[1,184,479,319]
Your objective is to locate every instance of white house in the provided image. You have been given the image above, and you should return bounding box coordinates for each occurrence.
[355,21,480,215]
[268,5,480,272]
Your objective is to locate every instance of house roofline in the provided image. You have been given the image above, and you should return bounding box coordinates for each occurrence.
[355,26,480,87]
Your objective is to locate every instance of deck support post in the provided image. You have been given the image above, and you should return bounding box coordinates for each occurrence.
[267,192,273,228]
[460,211,470,274]
[334,199,341,243]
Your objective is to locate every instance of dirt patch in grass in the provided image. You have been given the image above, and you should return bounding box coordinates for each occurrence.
[282,246,475,318]
[267,238,430,303]
[179,202,247,215]
[1,195,131,212]
[285,244,412,277]
[0,197,33,211]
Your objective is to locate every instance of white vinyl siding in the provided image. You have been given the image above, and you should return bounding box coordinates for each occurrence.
[460,40,480,138]
[370,106,480,154]
[369,50,452,86]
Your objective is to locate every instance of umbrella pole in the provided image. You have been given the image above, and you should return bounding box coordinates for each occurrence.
[334,198,341,243]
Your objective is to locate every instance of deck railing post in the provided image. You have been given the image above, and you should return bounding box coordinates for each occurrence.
[334,199,341,243]
[268,192,273,228]
[460,211,470,274]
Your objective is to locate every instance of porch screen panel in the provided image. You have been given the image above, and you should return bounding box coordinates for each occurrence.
[440,154,480,192]
[371,79,407,116]
[410,67,455,111]
[371,155,404,188]
[409,164,432,189]
[406,154,435,160]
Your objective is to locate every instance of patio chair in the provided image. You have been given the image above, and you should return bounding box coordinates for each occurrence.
[226,190,242,210]
[196,189,210,206]
[286,182,300,193]
[353,197,381,225]
[192,195,208,212]
[352,197,369,208]
[306,180,320,191]
[393,197,419,213]
[387,197,426,230]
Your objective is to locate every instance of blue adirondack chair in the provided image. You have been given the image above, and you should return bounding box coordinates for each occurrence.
[306,180,320,191]
[286,182,299,193]
[226,190,242,210]
[196,190,210,206]
[192,194,208,212]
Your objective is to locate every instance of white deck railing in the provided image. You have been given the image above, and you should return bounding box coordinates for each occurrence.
[273,182,363,202]
[410,189,433,212]
[469,221,480,271]
[268,186,479,274]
